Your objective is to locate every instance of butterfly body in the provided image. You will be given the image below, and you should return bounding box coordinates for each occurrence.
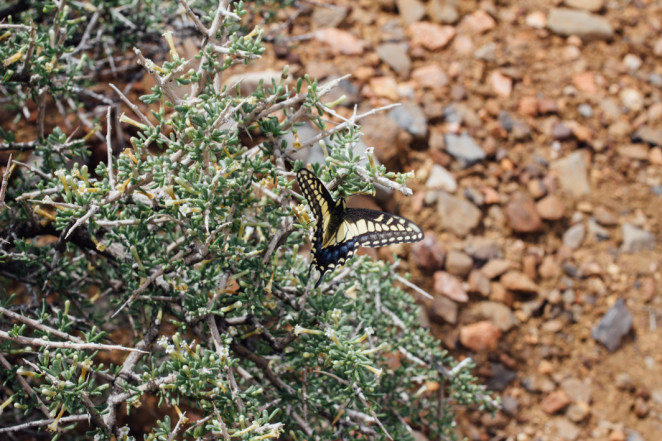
[296,169,423,287]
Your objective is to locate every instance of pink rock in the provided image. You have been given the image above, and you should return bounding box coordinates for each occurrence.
[650,148,662,165]
[490,70,512,97]
[480,259,514,280]
[501,271,539,293]
[433,271,469,302]
[505,192,543,233]
[518,96,538,117]
[314,28,366,55]
[368,76,399,101]
[468,270,491,296]
[412,63,449,88]
[536,195,565,221]
[409,22,456,51]
[572,72,597,94]
[525,11,547,29]
[412,232,446,271]
[463,10,496,34]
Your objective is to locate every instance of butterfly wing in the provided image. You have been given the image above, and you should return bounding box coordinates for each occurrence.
[312,208,423,284]
[296,169,343,285]
[340,208,424,247]
[296,168,336,234]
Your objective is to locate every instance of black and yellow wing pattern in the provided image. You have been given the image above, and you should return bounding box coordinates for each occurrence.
[296,168,423,287]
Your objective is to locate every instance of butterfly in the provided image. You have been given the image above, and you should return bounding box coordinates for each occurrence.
[296,168,424,287]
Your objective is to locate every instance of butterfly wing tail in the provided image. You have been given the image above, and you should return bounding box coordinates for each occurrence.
[307,262,324,288]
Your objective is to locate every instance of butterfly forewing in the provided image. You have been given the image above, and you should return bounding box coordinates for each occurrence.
[296,169,337,253]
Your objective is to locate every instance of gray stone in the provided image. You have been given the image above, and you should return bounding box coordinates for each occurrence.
[566,403,590,422]
[633,126,662,147]
[388,102,427,138]
[620,88,644,112]
[474,42,497,62]
[555,418,580,441]
[426,164,457,193]
[376,43,412,78]
[429,296,458,324]
[578,104,593,118]
[649,73,662,88]
[464,237,503,261]
[599,97,621,121]
[445,249,473,276]
[627,431,645,441]
[652,388,662,405]
[380,19,407,42]
[587,217,610,241]
[623,54,642,71]
[551,151,591,197]
[502,395,518,415]
[428,0,459,24]
[591,299,633,351]
[443,104,462,123]
[547,8,614,40]
[444,133,486,167]
[620,223,656,253]
[553,122,573,141]
[563,223,586,249]
[561,377,592,403]
[464,187,484,206]
[312,5,347,28]
[614,372,634,390]
[486,362,516,391]
[437,192,482,237]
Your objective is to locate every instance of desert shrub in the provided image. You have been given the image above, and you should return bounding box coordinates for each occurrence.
[0,1,495,440]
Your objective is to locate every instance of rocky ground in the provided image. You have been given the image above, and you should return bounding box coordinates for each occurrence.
[247,0,662,440]
[4,0,661,439]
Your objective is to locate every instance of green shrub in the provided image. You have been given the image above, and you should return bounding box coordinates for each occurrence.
[0,1,496,439]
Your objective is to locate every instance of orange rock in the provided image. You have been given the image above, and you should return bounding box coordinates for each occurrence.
[541,390,570,414]
[460,321,501,351]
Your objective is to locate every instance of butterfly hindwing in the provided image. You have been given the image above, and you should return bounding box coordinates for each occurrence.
[342,208,424,247]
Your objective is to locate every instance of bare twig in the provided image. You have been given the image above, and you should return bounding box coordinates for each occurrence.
[106,106,115,189]
[392,273,432,300]
[0,414,90,434]
[64,204,99,239]
[0,330,146,353]
[0,154,14,208]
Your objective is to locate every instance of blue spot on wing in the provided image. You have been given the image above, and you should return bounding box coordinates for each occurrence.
[315,239,357,272]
